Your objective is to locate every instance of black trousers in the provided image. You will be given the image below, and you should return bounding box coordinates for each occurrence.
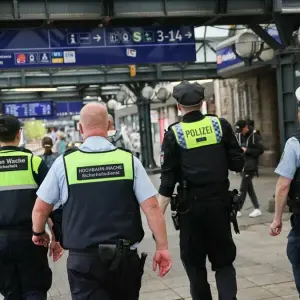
[239,171,260,210]
[179,199,237,300]
[0,234,52,300]
[67,249,142,300]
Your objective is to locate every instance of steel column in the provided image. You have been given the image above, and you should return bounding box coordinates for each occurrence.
[276,50,300,152]
[137,96,157,169]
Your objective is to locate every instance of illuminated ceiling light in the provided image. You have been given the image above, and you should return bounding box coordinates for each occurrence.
[56,86,76,90]
[101,85,120,91]
[2,87,58,92]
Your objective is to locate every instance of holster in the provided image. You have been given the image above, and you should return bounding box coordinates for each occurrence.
[98,239,132,272]
[229,189,241,234]
[170,194,180,231]
[140,252,148,276]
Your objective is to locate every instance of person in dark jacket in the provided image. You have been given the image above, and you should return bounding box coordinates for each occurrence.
[41,136,59,169]
[235,119,264,218]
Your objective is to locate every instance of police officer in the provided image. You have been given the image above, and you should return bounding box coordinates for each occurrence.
[157,81,244,300]
[270,88,300,296]
[0,114,52,299]
[32,102,172,300]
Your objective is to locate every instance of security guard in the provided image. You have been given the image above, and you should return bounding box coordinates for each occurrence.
[270,88,300,296]
[32,102,172,300]
[0,114,52,299]
[158,81,244,300]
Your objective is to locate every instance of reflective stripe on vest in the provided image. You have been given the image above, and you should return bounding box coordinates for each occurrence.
[64,149,134,185]
[171,116,223,149]
[0,150,38,191]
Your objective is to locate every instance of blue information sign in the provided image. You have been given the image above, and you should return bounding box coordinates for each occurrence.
[3,101,53,118]
[0,26,196,69]
[56,101,83,117]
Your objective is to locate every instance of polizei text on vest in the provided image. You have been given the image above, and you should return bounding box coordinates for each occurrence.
[185,126,213,137]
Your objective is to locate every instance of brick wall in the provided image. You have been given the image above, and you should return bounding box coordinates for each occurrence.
[214,71,280,167]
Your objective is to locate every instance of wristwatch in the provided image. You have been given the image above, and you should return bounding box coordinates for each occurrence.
[32,230,46,236]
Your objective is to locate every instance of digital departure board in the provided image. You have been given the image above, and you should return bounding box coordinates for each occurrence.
[55,101,83,117]
[3,101,53,118]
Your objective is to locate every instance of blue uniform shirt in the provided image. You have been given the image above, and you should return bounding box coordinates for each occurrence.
[275,137,300,179]
[37,136,158,206]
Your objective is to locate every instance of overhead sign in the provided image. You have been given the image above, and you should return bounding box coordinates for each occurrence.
[216,26,281,70]
[56,101,83,117]
[0,27,196,69]
[3,101,53,118]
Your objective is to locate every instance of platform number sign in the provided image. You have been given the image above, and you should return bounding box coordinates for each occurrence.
[157,30,184,42]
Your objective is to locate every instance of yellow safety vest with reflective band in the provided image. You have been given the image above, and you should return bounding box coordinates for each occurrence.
[62,148,144,250]
[171,116,223,149]
[0,150,41,228]
[0,150,38,191]
[64,149,133,185]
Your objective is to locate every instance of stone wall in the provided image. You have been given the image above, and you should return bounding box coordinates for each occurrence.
[214,70,280,167]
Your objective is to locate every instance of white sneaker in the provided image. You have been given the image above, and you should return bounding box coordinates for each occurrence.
[237,211,242,217]
[249,209,262,218]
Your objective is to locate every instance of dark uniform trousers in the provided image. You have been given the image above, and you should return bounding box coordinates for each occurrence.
[287,214,300,295]
[67,249,142,300]
[179,193,237,300]
[0,233,52,300]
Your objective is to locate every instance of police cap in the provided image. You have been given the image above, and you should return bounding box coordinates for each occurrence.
[0,114,23,138]
[173,81,205,107]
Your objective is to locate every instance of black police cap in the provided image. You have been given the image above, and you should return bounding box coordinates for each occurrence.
[173,81,205,107]
[0,114,22,137]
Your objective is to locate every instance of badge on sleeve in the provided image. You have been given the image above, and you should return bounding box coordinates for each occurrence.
[160,151,164,165]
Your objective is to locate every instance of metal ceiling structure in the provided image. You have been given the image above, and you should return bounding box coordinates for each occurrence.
[0,0,294,28]
[0,61,217,89]
[0,0,297,100]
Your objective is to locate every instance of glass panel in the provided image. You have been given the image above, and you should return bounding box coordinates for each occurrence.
[196,47,205,63]
[205,26,230,38]
[205,46,216,62]
[194,27,205,39]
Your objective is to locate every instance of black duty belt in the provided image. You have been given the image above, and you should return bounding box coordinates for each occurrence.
[69,247,137,255]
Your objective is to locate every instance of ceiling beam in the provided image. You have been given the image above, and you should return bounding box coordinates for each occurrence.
[0,63,218,89]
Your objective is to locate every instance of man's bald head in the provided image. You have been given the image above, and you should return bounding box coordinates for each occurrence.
[79,102,109,139]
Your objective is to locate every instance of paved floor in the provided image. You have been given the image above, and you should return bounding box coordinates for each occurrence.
[2,172,298,300]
